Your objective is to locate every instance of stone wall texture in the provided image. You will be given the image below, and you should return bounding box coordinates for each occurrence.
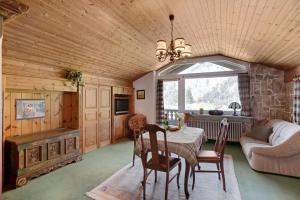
[249,64,292,122]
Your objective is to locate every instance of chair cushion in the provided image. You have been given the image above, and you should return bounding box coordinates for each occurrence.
[246,125,273,142]
[147,154,180,171]
[196,150,219,161]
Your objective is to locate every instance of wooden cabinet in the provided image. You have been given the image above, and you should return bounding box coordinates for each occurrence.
[99,86,111,146]
[82,84,112,152]
[83,85,99,152]
[111,86,134,143]
[83,85,133,147]
[113,115,129,142]
[5,128,81,187]
[113,86,133,95]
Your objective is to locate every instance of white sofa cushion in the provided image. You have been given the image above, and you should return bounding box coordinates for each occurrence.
[240,136,271,158]
[267,119,300,146]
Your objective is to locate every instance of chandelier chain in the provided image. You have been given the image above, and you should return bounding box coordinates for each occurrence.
[170,18,173,42]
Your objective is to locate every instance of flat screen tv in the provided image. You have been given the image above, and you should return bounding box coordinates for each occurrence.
[115,95,129,115]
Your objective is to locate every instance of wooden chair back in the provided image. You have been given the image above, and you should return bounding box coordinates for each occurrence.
[214,118,230,157]
[128,114,146,140]
[140,124,169,170]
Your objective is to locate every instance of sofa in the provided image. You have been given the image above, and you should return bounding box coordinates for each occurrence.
[240,119,300,177]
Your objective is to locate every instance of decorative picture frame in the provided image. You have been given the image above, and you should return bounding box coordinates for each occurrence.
[136,90,145,99]
[16,99,46,120]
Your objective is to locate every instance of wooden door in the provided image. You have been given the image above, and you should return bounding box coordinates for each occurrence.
[83,85,98,153]
[113,114,128,142]
[99,86,111,146]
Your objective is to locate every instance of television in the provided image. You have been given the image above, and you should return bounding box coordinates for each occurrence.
[115,95,129,115]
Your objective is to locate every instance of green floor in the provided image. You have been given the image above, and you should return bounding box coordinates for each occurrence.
[3,140,300,200]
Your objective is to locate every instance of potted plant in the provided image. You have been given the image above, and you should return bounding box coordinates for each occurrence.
[65,69,85,87]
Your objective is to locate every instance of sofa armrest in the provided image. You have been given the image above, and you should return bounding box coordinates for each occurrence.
[251,133,300,158]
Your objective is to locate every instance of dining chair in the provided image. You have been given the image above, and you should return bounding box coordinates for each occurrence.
[192,118,229,191]
[128,114,146,166]
[140,124,181,200]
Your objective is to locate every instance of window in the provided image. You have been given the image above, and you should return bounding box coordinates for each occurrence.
[179,62,232,74]
[185,76,240,111]
[163,80,178,110]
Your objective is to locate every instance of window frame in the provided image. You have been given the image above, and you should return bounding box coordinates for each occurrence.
[162,79,179,110]
[159,56,248,115]
[183,75,241,114]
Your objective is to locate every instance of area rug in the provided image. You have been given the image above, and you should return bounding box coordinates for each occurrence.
[86,155,241,200]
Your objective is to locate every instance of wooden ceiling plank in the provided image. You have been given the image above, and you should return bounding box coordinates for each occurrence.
[4,32,149,74]
[255,2,300,63]
[3,0,300,81]
[252,0,298,60]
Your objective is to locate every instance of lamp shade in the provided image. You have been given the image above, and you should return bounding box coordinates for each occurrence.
[228,102,241,109]
[182,44,192,57]
[174,38,185,53]
[156,40,167,57]
[156,40,167,51]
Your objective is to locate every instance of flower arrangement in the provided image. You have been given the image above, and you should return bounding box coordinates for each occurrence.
[65,69,85,87]
[176,112,185,129]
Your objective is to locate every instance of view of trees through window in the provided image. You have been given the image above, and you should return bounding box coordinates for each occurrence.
[163,81,178,110]
[185,76,240,111]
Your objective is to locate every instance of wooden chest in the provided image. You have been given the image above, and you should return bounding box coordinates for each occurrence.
[5,128,82,187]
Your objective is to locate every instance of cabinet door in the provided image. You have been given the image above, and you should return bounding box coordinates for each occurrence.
[113,115,128,141]
[99,86,112,146]
[83,85,98,152]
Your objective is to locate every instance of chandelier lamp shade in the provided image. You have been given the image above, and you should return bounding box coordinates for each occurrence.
[228,102,241,116]
[156,14,192,62]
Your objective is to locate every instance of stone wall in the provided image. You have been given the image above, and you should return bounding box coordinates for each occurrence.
[249,64,291,122]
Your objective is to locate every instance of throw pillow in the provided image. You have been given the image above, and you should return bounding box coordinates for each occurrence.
[246,125,273,142]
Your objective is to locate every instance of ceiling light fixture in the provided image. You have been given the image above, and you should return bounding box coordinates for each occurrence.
[156,14,192,62]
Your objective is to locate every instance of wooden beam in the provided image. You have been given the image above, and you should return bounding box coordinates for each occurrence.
[0,0,28,21]
[0,14,3,199]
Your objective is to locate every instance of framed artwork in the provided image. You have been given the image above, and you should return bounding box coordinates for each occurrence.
[136,90,145,99]
[16,99,46,120]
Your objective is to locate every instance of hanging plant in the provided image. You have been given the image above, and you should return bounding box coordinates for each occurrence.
[65,69,85,87]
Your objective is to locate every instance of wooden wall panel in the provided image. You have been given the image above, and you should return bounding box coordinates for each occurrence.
[10,92,21,136]
[5,74,76,92]
[41,93,51,131]
[3,92,11,141]
[3,91,64,137]
[50,93,63,130]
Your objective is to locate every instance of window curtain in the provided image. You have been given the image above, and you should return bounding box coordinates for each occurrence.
[293,78,300,124]
[238,73,251,116]
[156,80,164,124]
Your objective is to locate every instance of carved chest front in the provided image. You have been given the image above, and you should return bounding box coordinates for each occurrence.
[5,128,82,187]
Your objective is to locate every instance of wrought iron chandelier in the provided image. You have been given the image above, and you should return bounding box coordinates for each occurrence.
[156,14,192,62]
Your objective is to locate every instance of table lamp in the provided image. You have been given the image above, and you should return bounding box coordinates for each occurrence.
[228,102,241,116]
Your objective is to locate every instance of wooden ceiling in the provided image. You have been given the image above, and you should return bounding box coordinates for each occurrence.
[3,0,300,81]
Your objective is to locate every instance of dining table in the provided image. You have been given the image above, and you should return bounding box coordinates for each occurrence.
[135,126,206,199]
